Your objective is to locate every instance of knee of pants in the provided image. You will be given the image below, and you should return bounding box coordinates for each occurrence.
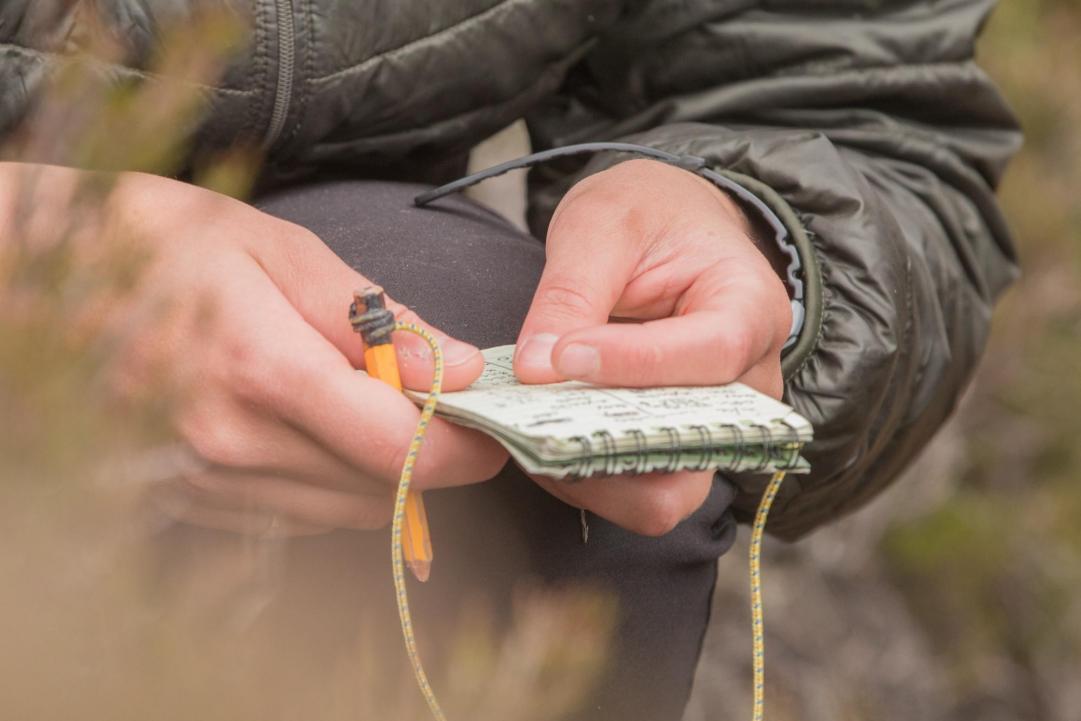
[256,179,546,348]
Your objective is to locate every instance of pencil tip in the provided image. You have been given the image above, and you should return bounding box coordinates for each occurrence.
[408,559,431,583]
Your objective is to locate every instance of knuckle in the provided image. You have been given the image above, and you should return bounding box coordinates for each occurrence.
[229,371,262,408]
[727,324,755,360]
[351,497,394,530]
[269,222,323,261]
[567,160,654,203]
[223,336,273,402]
[184,423,249,468]
[555,172,606,210]
[555,159,672,235]
[230,363,278,408]
[535,281,597,321]
[268,353,320,403]
[624,340,665,376]
[369,435,411,484]
[291,226,323,249]
[551,178,625,237]
[228,341,313,410]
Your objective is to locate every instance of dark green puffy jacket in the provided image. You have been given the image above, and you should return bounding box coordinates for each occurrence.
[1,0,1020,539]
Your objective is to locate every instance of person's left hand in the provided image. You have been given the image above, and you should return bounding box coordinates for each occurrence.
[513,159,792,536]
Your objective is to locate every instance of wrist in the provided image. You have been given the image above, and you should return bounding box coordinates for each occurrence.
[683,168,791,291]
[729,192,792,288]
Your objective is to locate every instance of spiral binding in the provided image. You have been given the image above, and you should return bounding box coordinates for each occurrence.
[599,430,617,476]
[748,424,774,473]
[563,422,805,478]
[660,426,682,473]
[569,435,592,479]
[726,423,747,469]
[624,428,648,474]
[690,425,713,471]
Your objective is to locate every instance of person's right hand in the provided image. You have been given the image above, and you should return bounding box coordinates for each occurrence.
[2,163,509,536]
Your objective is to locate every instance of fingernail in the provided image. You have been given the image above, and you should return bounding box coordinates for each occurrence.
[516,333,559,373]
[443,338,480,367]
[556,343,600,379]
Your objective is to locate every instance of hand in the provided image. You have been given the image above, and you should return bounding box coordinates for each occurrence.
[4,164,509,536]
[513,159,791,536]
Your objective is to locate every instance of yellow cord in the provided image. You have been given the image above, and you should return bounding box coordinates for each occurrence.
[749,470,787,721]
[389,321,448,721]
[388,323,788,721]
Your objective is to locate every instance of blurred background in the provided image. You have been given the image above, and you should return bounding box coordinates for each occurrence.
[2,1,1079,720]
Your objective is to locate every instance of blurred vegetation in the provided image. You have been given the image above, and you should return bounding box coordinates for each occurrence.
[0,8,613,721]
[884,0,1081,718]
[2,2,1078,721]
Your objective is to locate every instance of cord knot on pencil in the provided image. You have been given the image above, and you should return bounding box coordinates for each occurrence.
[350,286,396,345]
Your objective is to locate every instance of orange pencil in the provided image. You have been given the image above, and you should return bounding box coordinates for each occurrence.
[350,287,433,582]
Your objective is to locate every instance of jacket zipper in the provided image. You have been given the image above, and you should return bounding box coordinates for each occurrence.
[263,0,296,150]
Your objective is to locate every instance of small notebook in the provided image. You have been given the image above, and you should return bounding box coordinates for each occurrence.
[405,345,812,479]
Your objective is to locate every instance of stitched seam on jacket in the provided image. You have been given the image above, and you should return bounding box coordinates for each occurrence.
[0,41,257,96]
[245,0,269,139]
[275,0,317,150]
[308,0,522,87]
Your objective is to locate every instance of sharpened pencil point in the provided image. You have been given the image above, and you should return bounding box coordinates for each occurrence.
[408,559,431,583]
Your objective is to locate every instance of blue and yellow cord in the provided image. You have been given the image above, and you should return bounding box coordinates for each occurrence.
[388,322,787,721]
[749,470,786,721]
[389,321,448,721]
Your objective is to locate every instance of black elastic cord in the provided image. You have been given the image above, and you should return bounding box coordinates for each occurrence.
[413,142,706,207]
[413,141,805,348]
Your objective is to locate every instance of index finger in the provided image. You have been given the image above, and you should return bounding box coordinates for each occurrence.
[297,363,510,490]
[241,282,509,490]
[548,308,772,388]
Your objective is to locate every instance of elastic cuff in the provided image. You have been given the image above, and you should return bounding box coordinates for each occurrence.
[698,169,823,381]
[683,168,803,344]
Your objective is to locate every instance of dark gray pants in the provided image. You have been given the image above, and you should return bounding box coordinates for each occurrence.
[220,181,737,720]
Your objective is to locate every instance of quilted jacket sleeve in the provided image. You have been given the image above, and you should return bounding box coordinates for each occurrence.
[0,3,75,137]
[525,0,1022,539]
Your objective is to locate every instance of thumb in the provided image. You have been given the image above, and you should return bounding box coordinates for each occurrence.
[549,271,788,391]
[514,235,635,385]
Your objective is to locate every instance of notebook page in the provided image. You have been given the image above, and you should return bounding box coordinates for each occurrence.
[422,345,811,459]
